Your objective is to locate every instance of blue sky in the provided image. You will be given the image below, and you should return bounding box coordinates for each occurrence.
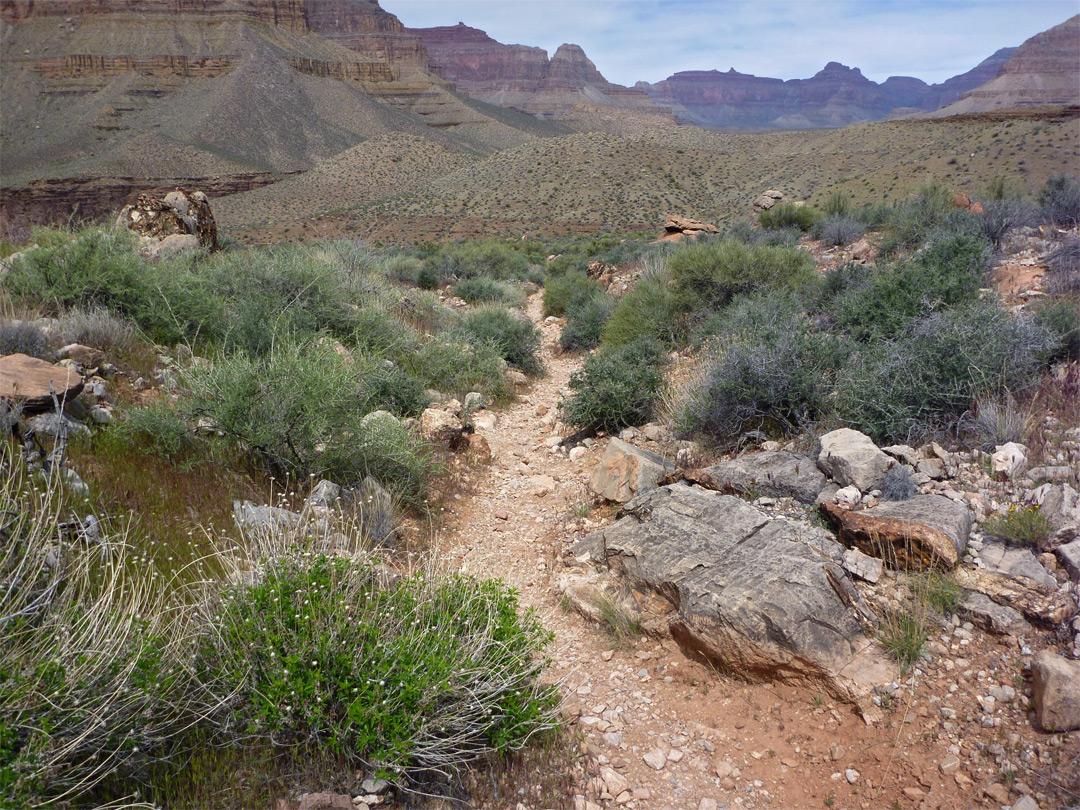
[381,1,1077,86]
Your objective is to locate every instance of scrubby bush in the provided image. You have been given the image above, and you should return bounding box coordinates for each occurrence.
[667,238,817,310]
[978,197,1039,249]
[181,338,432,504]
[881,183,980,254]
[0,320,48,358]
[559,337,666,434]
[677,296,843,443]
[758,203,820,232]
[424,241,533,282]
[55,305,136,353]
[194,542,558,787]
[880,464,918,501]
[1039,174,1080,227]
[454,277,525,307]
[823,192,851,217]
[982,505,1052,548]
[409,338,511,403]
[1031,297,1080,362]
[602,273,686,349]
[416,264,439,290]
[815,215,866,247]
[559,293,615,352]
[115,400,199,461]
[833,232,990,341]
[836,303,1056,444]
[1045,237,1080,295]
[542,271,601,317]
[453,307,542,376]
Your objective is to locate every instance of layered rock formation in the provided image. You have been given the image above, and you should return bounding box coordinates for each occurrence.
[640,54,1021,130]
[413,23,660,119]
[930,15,1080,116]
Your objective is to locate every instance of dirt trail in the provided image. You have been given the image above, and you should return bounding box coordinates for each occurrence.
[436,293,1069,810]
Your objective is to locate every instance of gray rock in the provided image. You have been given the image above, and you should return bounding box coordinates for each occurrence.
[1010,796,1040,810]
[702,451,829,505]
[882,444,920,467]
[233,500,301,537]
[1055,538,1080,580]
[864,494,971,559]
[463,391,485,412]
[1027,466,1075,484]
[817,428,894,492]
[843,547,883,583]
[991,442,1028,479]
[979,541,1057,588]
[1028,483,1080,548]
[588,438,674,503]
[27,411,90,438]
[1031,650,1080,731]
[958,592,1033,636]
[88,406,113,425]
[582,484,893,705]
[305,479,345,510]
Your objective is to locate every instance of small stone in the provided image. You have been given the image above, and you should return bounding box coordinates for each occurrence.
[939,754,961,775]
[1010,796,1039,810]
[494,510,509,521]
[984,783,1011,803]
[698,800,718,810]
[845,768,859,784]
[569,446,587,462]
[830,745,846,761]
[714,759,734,779]
[643,748,667,770]
[600,766,629,796]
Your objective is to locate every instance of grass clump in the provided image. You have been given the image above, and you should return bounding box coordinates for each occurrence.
[880,464,918,501]
[815,215,866,247]
[0,320,48,358]
[982,505,1052,548]
[880,611,930,675]
[559,336,666,434]
[1039,174,1080,228]
[924,573,965,616]
[595,595,642,641]
[409,338,511,403]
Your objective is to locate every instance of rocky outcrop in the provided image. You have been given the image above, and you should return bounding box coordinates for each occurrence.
[930,15,1080,116]
[571,484,894,708]
[589,438,674,503]
[116,188,219,251]
[697,451,830,505]
[1031,649,1080,731]
[817,428,895,493]
[653,214,719,244]
[412,24,659,119]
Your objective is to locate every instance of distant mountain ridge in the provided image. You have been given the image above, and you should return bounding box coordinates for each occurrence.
[412,23,659,120]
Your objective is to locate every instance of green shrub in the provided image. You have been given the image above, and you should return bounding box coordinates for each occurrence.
[354,356,430,418]
[416,265,439,290]
[1040,174,1080,227]
[667,238,817,311]
[194,548,558,784]
[924,573,965,615]
[181,337,432,504]
[543,271,603,317]
[982,505,1052,548]
[425,241,533,281]
[454,277,526,307]
[559,337,666,434]
[408,338,512,402]
[834,232,990,341]
[603,274,686,349]
[349,307,421,358]
[114,400,199,461]
[677,296,844,443]
[822,192,851,217]
[758,203,820,232]
[836,303,1056,444]
[560,293,615,352]
[454,307,542,376]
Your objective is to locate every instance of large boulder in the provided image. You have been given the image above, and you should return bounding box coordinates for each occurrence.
[589,438,675,503]
[576,484,894,708]
[701,451,830,505]
[817,429,894,492]
[419,407,465,446]
[753,190,784,211]
[116,188,219,252]
[1031,650,1080,732]
[822,494,970,570]
[0,353,84,413]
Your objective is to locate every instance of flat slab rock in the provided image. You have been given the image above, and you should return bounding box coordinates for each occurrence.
[0,353,84,412]
[701,451,829,505]
[979,540,1057,589]
[958,592,1032,636]
[823,495,970,570]
[574,483,894,709]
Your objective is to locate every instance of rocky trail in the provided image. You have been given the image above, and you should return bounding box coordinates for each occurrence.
[428,293,1079,810]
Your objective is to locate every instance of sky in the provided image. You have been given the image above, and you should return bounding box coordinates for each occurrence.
[380,1,1077,86]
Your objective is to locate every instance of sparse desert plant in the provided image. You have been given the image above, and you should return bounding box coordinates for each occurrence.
[453,307,542,376]
[924,573,965,616]
[595,595,643,641]
[559,292,615,352]
[114,400,200,461]
[822,191,852,217]
[1039,174,1080,227]
[967,391,1035,451]
[815,215,866,247]
[982,505,1052,548]
[880,464,918,501]
[55,305,136,353]
[978,197,1040,250]
[758,203,820,232]
[408,337,512,403]
[1031,297,1080,362]
[880,610,930,675]
[0,319,48,358]
[1043,238,1080,296]
[559,336,666,434]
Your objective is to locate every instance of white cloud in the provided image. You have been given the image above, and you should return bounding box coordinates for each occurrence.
[381,0,1077,85]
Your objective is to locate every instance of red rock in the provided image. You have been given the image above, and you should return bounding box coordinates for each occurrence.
[952,193,972,210]
[0,353,84,412]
